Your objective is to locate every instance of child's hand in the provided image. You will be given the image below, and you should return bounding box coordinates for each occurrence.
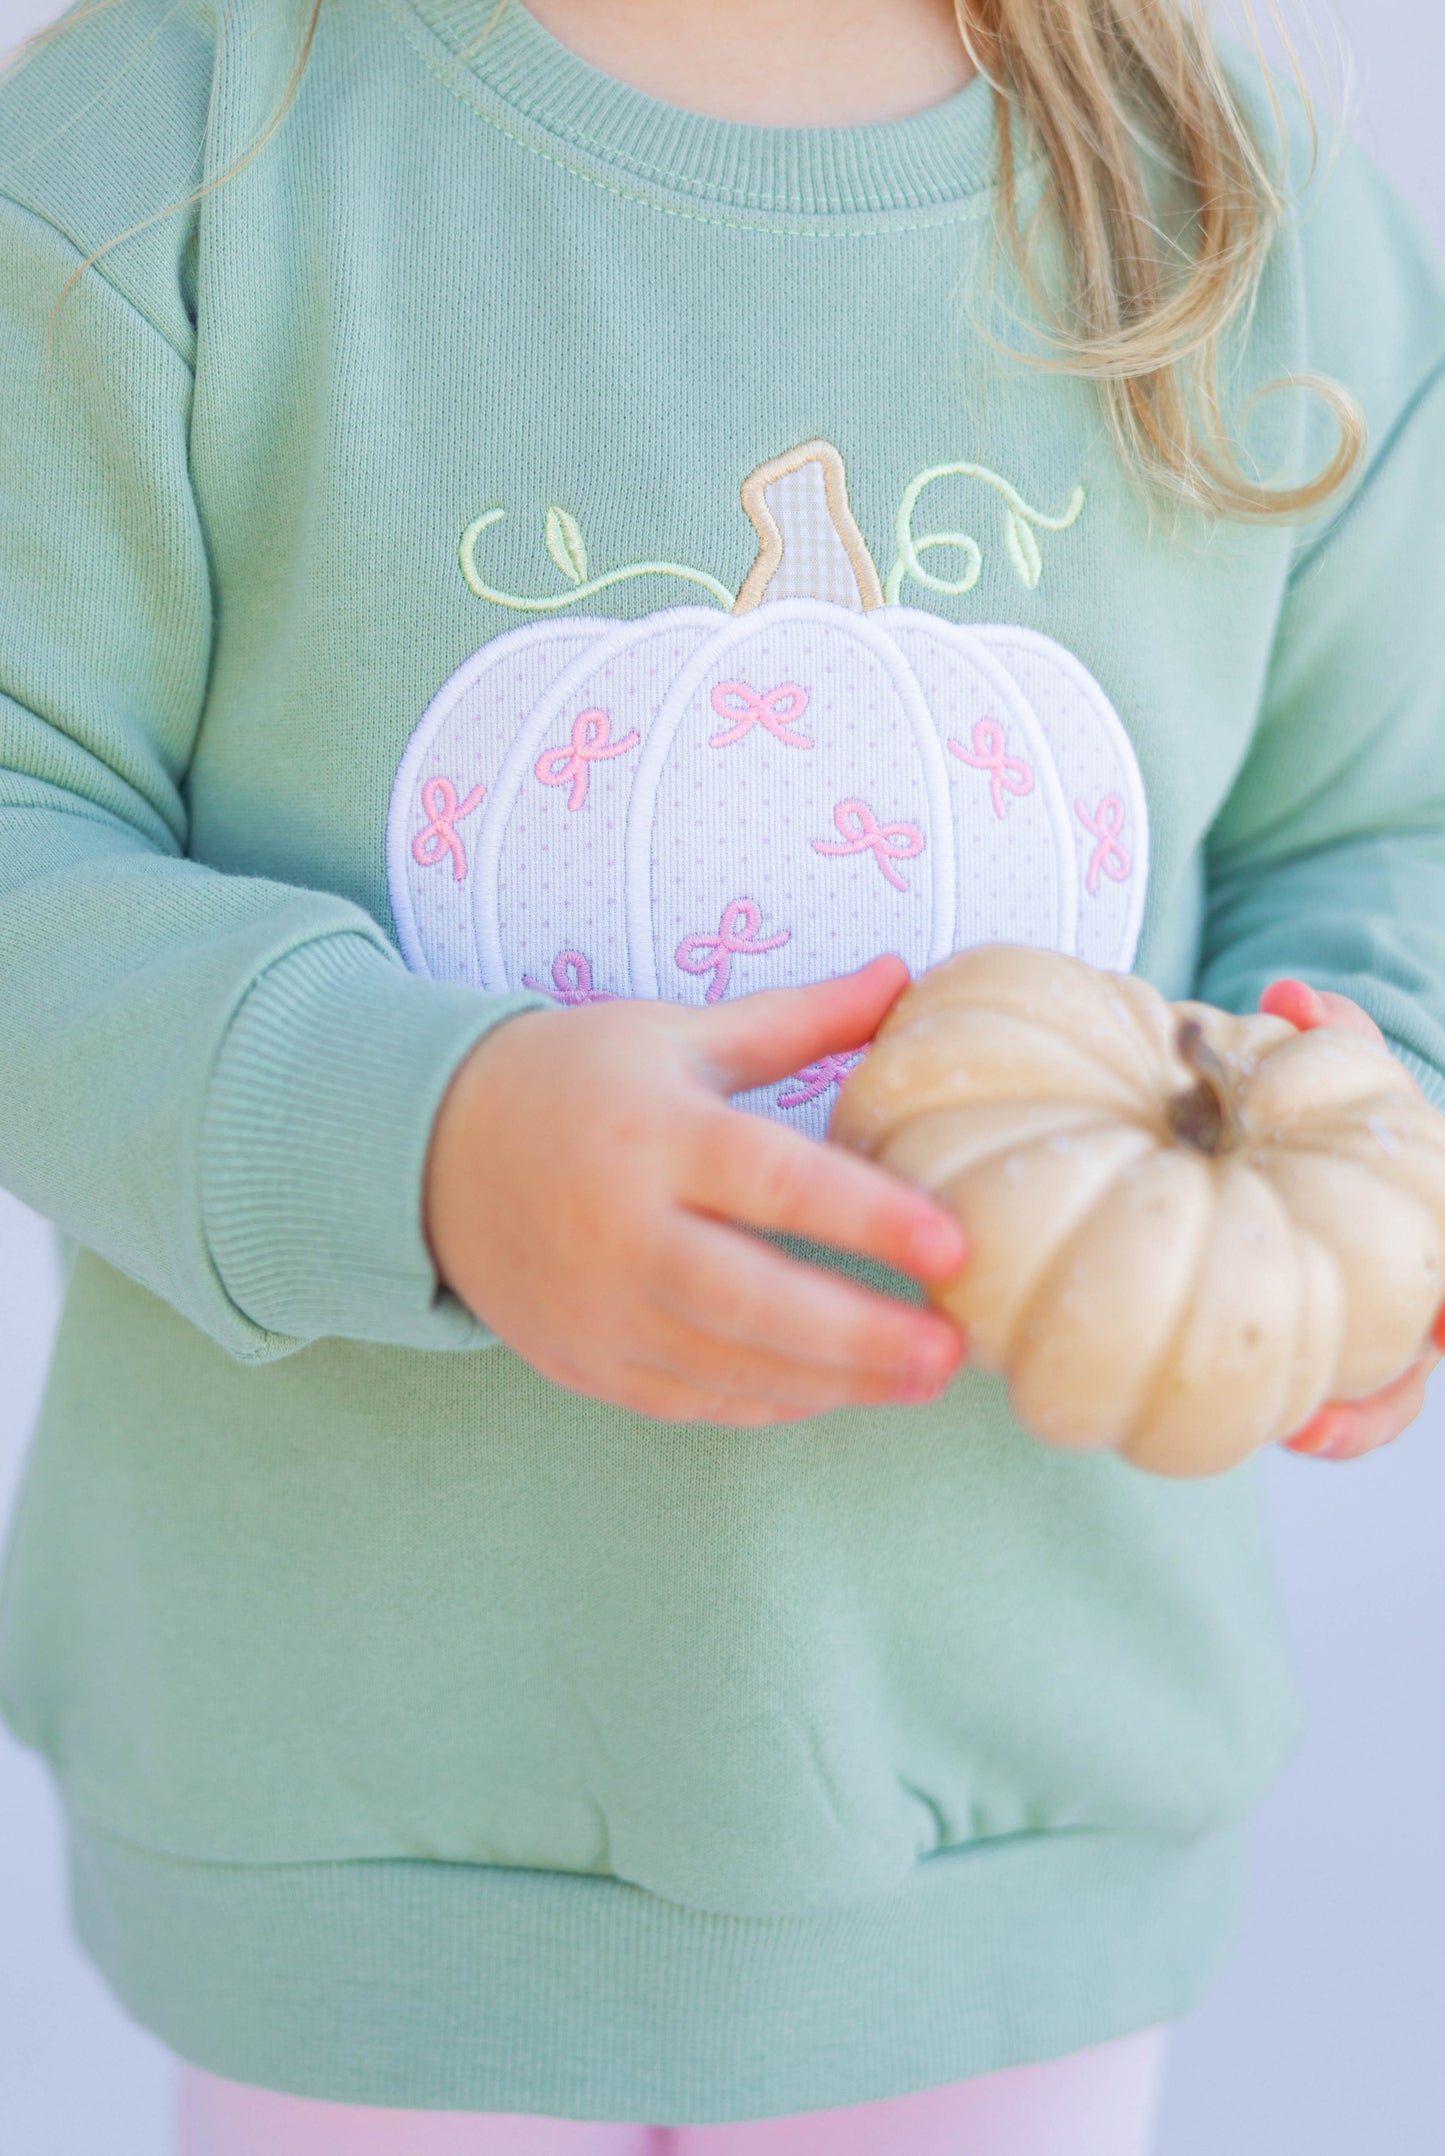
[1261,977,1445,1462]
[424,956,968,1425]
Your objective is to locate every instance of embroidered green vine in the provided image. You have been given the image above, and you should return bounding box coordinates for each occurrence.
[883,463,1086,604]
[460,454,1085,618]
[460,505,734,613]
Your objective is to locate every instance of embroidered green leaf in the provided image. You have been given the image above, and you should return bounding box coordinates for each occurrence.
[888,462,1084,607]
[544,506,588,587]
[1004,510,1043,589]
[459,508,733,613]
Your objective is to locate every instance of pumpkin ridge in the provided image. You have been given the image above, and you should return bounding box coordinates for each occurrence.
[830,946,1445,1469]
[1251,1146,1445,1397]
[1252,1123,1445,1185]
[963,1120,1130,1187]
[1231,1165,1322,1453]
[1240,1088,1429,1149]
[1249,1140,1445,1202]
[885,1004,1157,1115]
[969,1125,1162,1370]
[1240,1031,1417,1129]
[1006,1144,1218,1445]
[1263,1138,1445,1308]
[1271,1219,1346,1441]
[877,1103,1123,1194]
[893,951,1162,1101]
[844,1041,1125,1151]
[1121,1157,1293,1470]
[1108,981,1191,1094]
[1119,1182,1219,1461]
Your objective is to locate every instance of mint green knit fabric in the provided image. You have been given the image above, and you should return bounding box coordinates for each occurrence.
[3,0,1445,2121]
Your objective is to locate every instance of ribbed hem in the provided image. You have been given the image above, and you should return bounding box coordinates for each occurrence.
[199,933,551,1350]
[402,0,1006,220]
[69,1815,1243,2120]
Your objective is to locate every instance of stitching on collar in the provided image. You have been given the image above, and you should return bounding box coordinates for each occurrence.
[377,0,999,239]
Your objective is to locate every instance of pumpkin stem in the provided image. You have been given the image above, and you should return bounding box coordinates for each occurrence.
[1166,1020,1236,1156]
[733,441,885,614]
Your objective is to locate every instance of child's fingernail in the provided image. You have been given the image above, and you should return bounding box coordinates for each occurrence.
[1288,1416,1354,1460]
[898,1328,967,1403]
[899,1372,957,1406]
[899,1354,945,1402]
[1285,1414,1334,1454]
[909,1217,966,1274]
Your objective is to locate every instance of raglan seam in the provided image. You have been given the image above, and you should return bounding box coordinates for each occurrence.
[0,186,197,374]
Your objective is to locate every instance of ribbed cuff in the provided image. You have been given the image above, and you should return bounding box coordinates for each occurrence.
[199,933,552,1351]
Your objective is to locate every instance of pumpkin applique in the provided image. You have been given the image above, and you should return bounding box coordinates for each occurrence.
[386,442,1149,1136]
[830,944,1445,1477]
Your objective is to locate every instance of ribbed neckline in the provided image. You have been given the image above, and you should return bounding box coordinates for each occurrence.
[403,0,1005,219]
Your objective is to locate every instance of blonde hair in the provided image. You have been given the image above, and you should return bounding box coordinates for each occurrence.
[959,0,1363,517]
[15,0,1362,518]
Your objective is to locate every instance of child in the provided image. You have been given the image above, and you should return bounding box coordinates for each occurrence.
[2,0,1444,2150]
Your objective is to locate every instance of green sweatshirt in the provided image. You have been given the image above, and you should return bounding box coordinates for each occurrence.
[3,0,1445,2121]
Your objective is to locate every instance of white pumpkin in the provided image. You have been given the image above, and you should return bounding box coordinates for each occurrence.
[831,945,1445,1478]
[387,443,1150,1136]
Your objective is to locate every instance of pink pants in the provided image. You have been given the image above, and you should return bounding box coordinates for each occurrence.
[174,2027,1169,2156]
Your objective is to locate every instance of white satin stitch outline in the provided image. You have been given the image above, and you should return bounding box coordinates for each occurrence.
[385,441,1150,1138]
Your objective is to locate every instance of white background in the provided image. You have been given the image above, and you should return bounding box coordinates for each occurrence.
[2,0,1443,2148]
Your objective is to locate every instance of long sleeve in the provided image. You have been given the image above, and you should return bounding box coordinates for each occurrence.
[0,194,546,1361]
[0,11,1423,2103]
[1196,168,1445,1106]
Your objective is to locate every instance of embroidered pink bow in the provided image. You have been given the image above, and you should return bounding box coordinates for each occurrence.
[412,776,485,882]
[708,679,814,750]
[1075,794,1132,894]
[534,707,641,811]
[521,950,617,1005]
[948,720,1035,820]
[811,798,926,893]
[776,1049,865,1110]
[675,898,792,1004]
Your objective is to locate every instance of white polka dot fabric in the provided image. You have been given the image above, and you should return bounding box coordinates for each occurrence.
[476,611,724,1003]
[388,616,609,990]
[387,600,1149,1138]
[975,625,1148,972]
